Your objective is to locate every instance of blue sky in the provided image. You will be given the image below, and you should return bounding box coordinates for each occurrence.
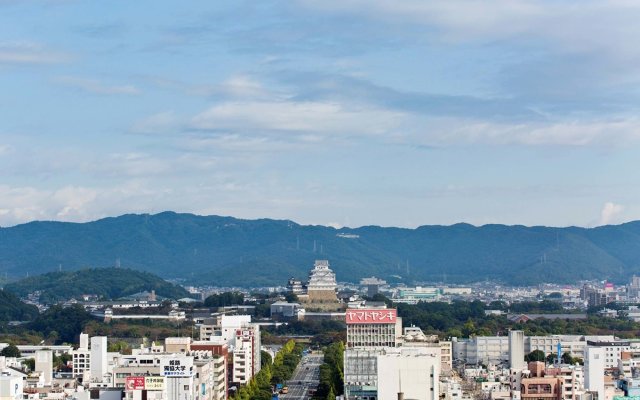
[1,0,639,228]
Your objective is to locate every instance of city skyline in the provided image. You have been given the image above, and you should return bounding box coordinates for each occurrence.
[2,1,640,228]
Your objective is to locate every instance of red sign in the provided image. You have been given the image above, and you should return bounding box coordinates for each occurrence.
[126,376,145,391]
[346,309,397,324]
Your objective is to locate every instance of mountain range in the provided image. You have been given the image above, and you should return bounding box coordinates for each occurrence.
[1,211,640,286]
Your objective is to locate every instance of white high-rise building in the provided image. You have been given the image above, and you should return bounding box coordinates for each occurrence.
[72,333,90,379]
[585,346,605,400]
[509,330,525,370]
[35,350,53,386]
[213,315,261,385]
[90,336,108,382]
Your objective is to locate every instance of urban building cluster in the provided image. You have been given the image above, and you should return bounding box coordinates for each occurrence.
[8,260,640,400]
[0,313,263,400]
[451,331,640,400]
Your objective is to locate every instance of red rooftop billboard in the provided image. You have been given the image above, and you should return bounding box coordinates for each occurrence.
[346,309,397,324]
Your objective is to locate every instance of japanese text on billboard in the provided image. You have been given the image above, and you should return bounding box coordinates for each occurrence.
[345,309,397,324]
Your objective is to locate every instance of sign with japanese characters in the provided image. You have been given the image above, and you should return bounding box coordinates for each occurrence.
[160,356,194,377]
[345,309,397,324]
[125,376,145,390]
[144,376,165,390]
[125,376,165,390]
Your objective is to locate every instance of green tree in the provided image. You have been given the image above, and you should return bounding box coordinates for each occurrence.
[525,350,545,362]
[284,292,299,303]
[462,319,476,337]
[204,292,244,308]
[23,358,35,371]
[0,344,20,357]
[260,350,272,368]
[27,304,92,344]
[561,352,579,365]
[53,353,73,370]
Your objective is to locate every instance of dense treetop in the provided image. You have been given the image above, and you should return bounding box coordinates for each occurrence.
[7,267,189,303]
[0,289,39,322]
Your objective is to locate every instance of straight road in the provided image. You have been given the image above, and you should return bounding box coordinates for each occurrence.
[279,352,324,400]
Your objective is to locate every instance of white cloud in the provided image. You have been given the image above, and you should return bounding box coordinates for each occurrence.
[191,100,405,135]
[145,74,271,99]
[0,183,160,227]
[599,201,625,226]
[299,1,640,50]
[55,76,140,95]
[298,0,640,87]
[398,116,640,147]
[174,89,640,148]
[0,185,97,226]
[0,40,69,64]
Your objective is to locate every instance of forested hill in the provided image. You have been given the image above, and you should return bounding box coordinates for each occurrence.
[0,289,39,321]
[2,212,640,286]
[6,268,189,303]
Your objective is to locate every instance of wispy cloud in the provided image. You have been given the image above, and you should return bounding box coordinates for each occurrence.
[55,76,141,95]
[191,99,405,136]
[136,72,640,149]
[407,116,640,147]
[296,1,640,102]
[0,41,69,64]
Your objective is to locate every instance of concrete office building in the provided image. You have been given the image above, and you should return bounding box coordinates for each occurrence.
[197,314,261,386]
[402,326,452,371]
[72,333,91,379]
[393,287,441,304]
[270,301,302,318]
[453,336,510,365]
[90,337,108,383]
[344,307,442,399]
[453,334,618,366]
[587,340,630,369]
[346,308,402,348]
[376,347,440,400]
[0,374,23,400]
[585,346,605,400]
[34,350,53,386]
[232,326,260,385]
[509,330,525,370]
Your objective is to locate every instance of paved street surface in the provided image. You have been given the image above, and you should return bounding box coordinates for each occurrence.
[280,352,323,400]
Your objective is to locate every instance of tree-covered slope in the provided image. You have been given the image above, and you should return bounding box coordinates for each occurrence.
[0,289,39,321]
[6,267,189,303]
[1,212,640,286]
